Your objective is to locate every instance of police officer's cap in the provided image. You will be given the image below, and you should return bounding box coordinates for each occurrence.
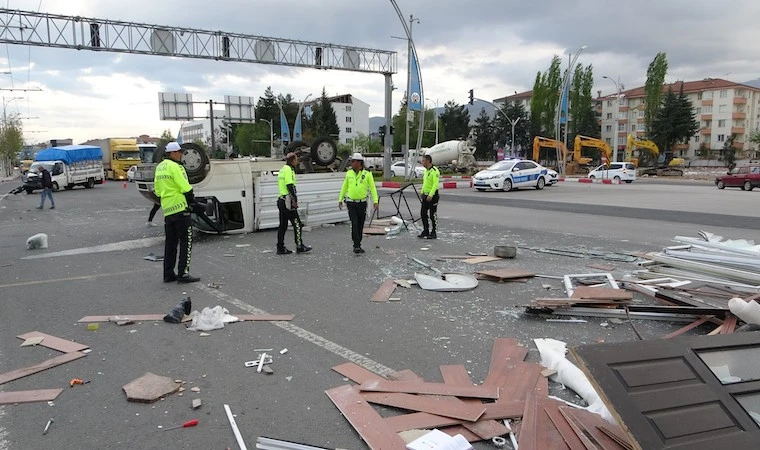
[166,142,182,152]
[350,152,364,162]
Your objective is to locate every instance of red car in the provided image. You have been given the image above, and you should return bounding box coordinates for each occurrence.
[715,165,760,191]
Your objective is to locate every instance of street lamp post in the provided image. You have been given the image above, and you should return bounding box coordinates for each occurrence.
[509,117,521,158]
[555,45,587,175]
[603,75,623,161]
[425,97,439,144]
[2,96,23,121]
[259,118,273,157]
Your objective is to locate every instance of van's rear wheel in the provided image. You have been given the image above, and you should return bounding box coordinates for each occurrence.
[64,184,74,190]
[52,182,59,191]
[85,178,95,188]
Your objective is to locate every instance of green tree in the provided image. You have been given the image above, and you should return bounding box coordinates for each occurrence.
[569,64,598,141]
[473,108,495,160]
[720,134,737,168]
[529,56,562,138]
[391,103,438,151]
[311,87,340,140]
[439,101,470,141]
[649,87,699,157]
[234,123,271,157]
[157,129,174,149]
[748,129,760,159]
[493,102,531,157]
[0,114,23,177]
[644,52,668,135]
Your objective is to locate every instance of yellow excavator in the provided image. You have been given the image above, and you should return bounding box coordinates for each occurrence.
[573,135,612,166]
[626,134,685,176]
[532,136,567,167]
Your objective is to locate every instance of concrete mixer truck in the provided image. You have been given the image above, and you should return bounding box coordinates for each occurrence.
[412,140,477,172]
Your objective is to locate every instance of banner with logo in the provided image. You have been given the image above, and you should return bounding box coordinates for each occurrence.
[408,47,423,112]
[279,105,291,144]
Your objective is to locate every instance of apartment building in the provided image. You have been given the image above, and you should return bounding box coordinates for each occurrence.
[598,78,760,161]
[494,90,533,113]
[306,94,370,145]
[496,78,760,161]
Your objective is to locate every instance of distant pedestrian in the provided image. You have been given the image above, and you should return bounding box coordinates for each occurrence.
[153,142,200,284]
[146,202,161,227]
[36,166,55,210]
[276,152,312,255]
[418,154,440,239]
[338,153,379,254]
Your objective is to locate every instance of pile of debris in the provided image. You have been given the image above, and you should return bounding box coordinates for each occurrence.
[325,338,633,449]
[526,231,760,336]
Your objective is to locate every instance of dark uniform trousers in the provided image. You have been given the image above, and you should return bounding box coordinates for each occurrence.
[164,212,193,278]
[420,191,440,234]
[277,198,303,248]
[346,200,368,248]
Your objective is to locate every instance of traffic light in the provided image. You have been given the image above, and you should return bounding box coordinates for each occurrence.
[378,125,386,143]
[468,89,474,105]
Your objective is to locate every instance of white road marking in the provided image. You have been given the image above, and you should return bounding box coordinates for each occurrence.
[22,237,163,260]
[197,284,396,377]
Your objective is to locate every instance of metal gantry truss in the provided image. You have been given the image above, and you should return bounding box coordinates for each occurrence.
[0,9,397,75]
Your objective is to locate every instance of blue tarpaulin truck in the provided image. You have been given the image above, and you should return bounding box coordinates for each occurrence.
[24,145,104,193]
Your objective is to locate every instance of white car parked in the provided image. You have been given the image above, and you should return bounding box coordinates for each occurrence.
[390,161,425,178]
[473,159,552,191]
[587,162,636,183]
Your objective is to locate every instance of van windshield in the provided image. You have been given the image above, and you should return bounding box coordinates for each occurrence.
[29,162,54,173]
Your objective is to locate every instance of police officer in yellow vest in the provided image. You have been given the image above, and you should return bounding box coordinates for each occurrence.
[276,152,312,255]
[153,142,200,283]
[338,153,379,254]
[418,154,440,239]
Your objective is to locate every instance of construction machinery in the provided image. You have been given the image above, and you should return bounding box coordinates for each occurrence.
[573,135,612,167]
[626,134,685,176]
[532,136,567,168]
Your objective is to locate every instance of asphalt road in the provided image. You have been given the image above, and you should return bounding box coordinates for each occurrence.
[0,179,757,449]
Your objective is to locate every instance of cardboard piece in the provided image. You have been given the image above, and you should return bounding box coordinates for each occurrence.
[123,372,181,403]
[363,226,387,235]
[0,388,64,405]
[16,331,88,353]
[19,336,45,347]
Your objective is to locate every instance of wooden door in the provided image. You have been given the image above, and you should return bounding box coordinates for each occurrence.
[572,332,760,450]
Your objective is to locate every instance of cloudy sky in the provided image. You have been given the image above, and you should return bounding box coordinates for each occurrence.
[2,0,760,144]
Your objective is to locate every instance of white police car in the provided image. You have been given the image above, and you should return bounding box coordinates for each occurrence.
[473,159,552,191]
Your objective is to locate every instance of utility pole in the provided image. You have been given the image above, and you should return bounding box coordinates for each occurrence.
[259,118,273,156]
[404,14,419,179]
[555,45,587,175]
[603,75,623,161]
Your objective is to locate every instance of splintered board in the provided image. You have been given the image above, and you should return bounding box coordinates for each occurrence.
[475,268,536,281]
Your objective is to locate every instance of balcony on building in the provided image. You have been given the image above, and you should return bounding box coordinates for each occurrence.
[619,106,629,112]
[701,114,712,121]
[618,118,628,124]
[702,99,714,106]
[700,128,711,135]
[731,126,746,135]
[673,143,689,151]
[733,112,746,119]
[733,97,747,104]
[734,142,745,150]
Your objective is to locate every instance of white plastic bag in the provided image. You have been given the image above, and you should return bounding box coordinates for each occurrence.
[186,306,239,331]
[534,338,615,424]
[729,297,760,325]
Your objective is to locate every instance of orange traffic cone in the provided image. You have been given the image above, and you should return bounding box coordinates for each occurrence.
[123,180,127,189]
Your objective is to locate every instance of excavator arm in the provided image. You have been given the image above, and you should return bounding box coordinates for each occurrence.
[573,135,612,165]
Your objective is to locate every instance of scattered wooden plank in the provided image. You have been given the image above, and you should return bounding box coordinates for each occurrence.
[483,338,528,387]
[598,424,634,450]
[662,316,713,339]
[387,369,423,382]
[332,362,384,384]
[475,268,537,279]
[462,256,503,264]
[358,379,499,399]
[544,401,587,450]
[708,323,725,336]
[16,331,88,353]
[361,392,486,422]
[440,426,482,442]
[0,388,64,405]
[0,352,86,385]
[497,362,543,405]
[560,406,630,450]
[78,314,166,322]
[237,314,295,321]
[533,298,629,307]
[571,287,633,301]
[720,315,737,334]
[520,392,571,450]
[362,226,387,235]
[325,385,407,450]
[78,314,293,322]
[371,279,397,303]
[480,400,526,420]
[384,412,462,433]
[440,365,509,440]
[438,255,474,260]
